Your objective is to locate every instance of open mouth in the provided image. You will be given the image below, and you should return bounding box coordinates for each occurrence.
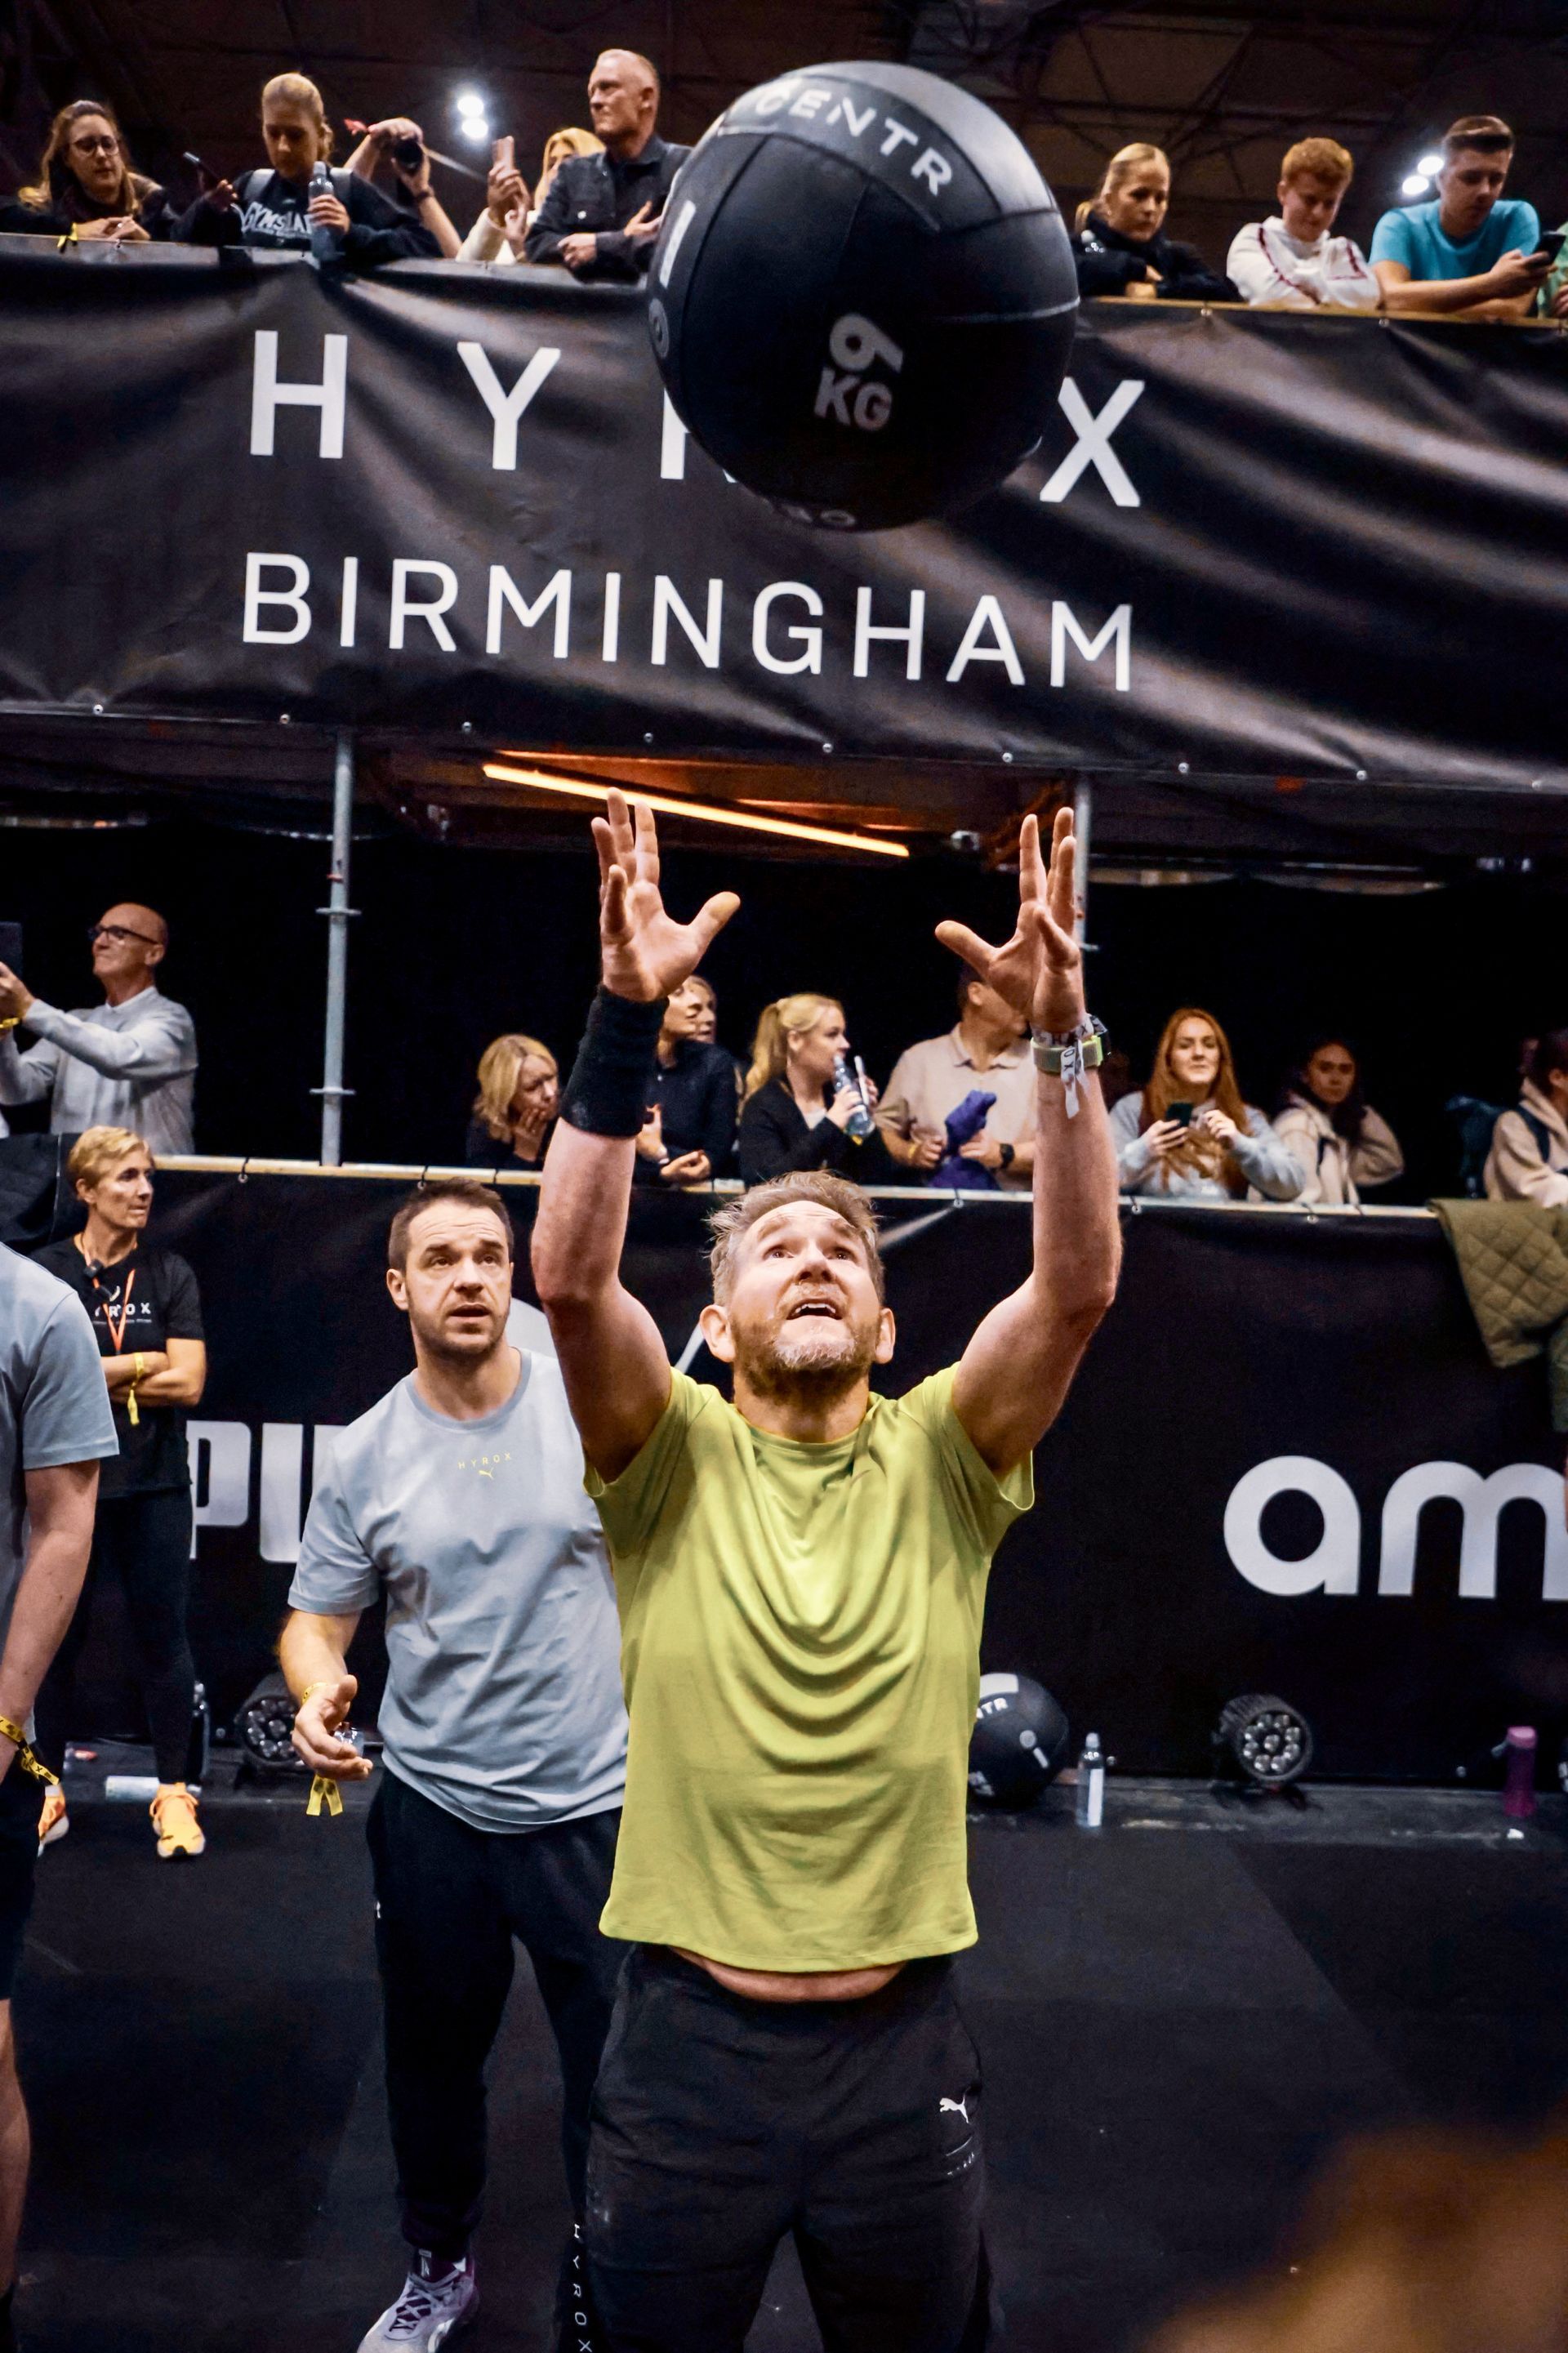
[786,1299,841,1321]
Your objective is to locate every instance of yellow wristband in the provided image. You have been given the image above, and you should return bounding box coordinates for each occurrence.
[134,1352,145,1380]
[298,1681,331,1710]
[0,1018,19,1034]
[0,1716,59,1786]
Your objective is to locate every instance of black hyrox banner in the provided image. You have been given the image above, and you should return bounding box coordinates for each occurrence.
[81,1172,1568,1785]
[2,238,1568,789]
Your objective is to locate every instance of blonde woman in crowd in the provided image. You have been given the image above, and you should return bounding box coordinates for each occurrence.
[737,993,893,1187]
[0,97,172,238]
[1111,1008,1303,1201]
[458,125,604,264]
[173,72,439,261]
[465,1033,559,1170]
[33,1128,207,1860]
[1070,143,1236,302]
[1275,1037,1404,1204]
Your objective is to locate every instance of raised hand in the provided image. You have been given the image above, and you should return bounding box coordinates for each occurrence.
[594,791,739,1005]
[934,806,1085,1036]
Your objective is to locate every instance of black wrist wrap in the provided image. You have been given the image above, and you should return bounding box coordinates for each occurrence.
[560,987,666,1137]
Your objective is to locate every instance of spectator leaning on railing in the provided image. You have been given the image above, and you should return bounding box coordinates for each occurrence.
[1370,115,1548,319]
[0,905,196,1156]
[344,116,464,257]
[524,50,689,281]
[1275,1038,1404,1205]
[1111,1008,1303,1202]
[1071,144,1236,303]
[1227,139,1380,310]
[1485,1029,1568,1208]
[876,965,1036,1189]
[457,128,604,267]
[0,98,172,242]
[173,73,440,264]
[634,978,737,1190]
[464,1033,559,1171]
[737,994,893,1188]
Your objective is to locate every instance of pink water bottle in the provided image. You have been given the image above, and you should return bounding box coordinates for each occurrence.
[1503,1725,1537,1820]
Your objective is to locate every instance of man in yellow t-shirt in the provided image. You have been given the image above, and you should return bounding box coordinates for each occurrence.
[533,791,1121,2353]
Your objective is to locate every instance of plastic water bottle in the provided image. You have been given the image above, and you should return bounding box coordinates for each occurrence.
[1503,1724,1537,1821]
[308,161,342,265]
[833,1052,875,1140]
[1076,1731,1105,1829]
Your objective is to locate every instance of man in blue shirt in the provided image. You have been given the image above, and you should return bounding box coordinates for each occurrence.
[1370,114,1548,318]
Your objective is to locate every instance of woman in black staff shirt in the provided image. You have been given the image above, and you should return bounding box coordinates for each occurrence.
[34,1127,207,1862]
[634,977,739,1187]
[172,71,440,263]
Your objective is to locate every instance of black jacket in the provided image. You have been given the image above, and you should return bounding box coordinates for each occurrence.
[0,176,174,239]
[525,137,690,281]
[737,1081,895,1190]
[634,1038,738,1183]
[1071,211,1235,303]
[172,167,439,265]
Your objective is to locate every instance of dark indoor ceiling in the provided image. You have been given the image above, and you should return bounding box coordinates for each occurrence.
[6,2,1568,261]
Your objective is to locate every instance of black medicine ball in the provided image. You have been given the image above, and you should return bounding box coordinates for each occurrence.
[647,60,1078,531]
[969,1673,1070,1809]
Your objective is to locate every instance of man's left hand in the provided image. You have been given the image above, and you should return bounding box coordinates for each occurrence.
[560,231,599,269]
[958,1134,1004,1170]
[0,965,34,1023]
[934,806,1084,1035]
[623,201,662,248]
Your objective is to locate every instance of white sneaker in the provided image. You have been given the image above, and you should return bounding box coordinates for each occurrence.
[354,2252,478,2350]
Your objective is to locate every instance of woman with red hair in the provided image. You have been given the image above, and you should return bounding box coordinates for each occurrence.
[1111,1007,1303,1201]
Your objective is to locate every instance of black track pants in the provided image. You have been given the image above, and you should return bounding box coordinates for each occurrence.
[35,1488,195,1785]
[586,1945,994,2353]
[367,1770,624,2260]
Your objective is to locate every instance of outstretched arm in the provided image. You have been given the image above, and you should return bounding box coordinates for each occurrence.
[533,794,738,1479]
[939,808,1121,1475]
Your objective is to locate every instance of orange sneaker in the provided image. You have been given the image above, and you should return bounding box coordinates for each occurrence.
[150,1784,205,1860]
[37,1785,68,1853]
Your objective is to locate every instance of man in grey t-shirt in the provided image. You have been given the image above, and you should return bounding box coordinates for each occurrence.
[282,1182,626,2353]
[0,1242,117,2353]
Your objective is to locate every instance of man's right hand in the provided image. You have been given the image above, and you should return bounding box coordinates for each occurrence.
[292,1674,372,1780]
[560,230,599,270]
[594,791,739,1005]
[1487,247,1552,299]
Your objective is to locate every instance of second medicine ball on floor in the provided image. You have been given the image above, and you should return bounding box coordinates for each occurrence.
[647,60,1079,530]
[969,1673,1071,1808]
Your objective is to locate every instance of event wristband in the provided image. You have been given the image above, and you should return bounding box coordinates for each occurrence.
[298,1681,332,1711]
[0,1018,18,1033]
[0,1715,58,1787]
[560,988,667,1138]
[1032,1017,1107,1120]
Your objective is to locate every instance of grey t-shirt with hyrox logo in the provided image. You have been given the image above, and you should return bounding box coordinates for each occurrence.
[291,1349,626,1833]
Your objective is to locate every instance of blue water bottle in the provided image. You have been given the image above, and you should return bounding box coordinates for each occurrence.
[309,161,342,265]
[833,1053,875,1141]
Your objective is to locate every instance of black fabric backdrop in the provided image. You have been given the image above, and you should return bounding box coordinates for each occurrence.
[3,239,1568,791]
[50,1170,1566,1785]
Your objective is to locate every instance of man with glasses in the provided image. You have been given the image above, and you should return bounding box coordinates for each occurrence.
[0,905,197,1153]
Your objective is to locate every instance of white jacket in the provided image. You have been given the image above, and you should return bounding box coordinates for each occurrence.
[1273,1094,1404,1205]
[1227,217,1380,311]
[1484,1080,1568,1210]
[458,212,519,266]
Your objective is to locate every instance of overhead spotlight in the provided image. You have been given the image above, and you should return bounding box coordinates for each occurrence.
[1401,172,1431,198]
[1417,150,1443,176]
[1213,1693,1314,1798]
[455,91,487,118]
[459,115,491,145]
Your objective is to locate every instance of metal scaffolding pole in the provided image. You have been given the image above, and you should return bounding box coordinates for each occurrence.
[1072,777,1094,949]
[314,731,357,1166]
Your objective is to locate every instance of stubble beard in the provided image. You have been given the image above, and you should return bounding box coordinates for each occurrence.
[737,1317,878,1407]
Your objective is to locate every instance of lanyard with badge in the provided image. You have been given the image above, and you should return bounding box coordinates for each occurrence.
[78,1239,144,1425]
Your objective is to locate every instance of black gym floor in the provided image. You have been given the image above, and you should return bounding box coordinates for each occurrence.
[17,1761,1568,2353]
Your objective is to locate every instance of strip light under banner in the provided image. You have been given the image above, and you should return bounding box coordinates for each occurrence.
[482,761,911,859]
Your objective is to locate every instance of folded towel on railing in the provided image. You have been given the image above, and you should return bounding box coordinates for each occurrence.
[1429,1197,1568,1432]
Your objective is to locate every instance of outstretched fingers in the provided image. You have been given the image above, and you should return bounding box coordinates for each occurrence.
[1046,812,1076,938]
[1018,811,1045,908]
[632,797,661,890]
[934,917,997,978]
